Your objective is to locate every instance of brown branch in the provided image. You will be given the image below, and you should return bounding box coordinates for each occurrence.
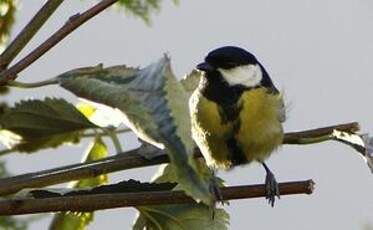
[0,122,358,197]
[284,122,360,144]
[0,148,169,196]
[0,180,315,215]
[0,0,64,69]
[0,0,119,85]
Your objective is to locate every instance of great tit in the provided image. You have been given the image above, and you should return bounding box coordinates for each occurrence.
[189,46,285,206]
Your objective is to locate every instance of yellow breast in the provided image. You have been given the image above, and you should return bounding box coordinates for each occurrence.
[190,87,284,169]
[236,88,284,162]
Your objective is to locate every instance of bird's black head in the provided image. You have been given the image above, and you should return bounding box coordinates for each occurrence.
[201,46,258,70]
[197,46,275,89]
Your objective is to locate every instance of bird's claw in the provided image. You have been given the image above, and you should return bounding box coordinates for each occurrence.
[264,170,280,207]
[208,176,228,219]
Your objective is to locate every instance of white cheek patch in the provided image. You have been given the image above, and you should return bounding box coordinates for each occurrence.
[218,64,263,87]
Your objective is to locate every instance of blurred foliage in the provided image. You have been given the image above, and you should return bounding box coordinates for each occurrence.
[0,216,28,230]
[0,86,9,94]
[363,222,373,230]
[49,137,109,230]
[0,0,16,50]
[116,0,162,23]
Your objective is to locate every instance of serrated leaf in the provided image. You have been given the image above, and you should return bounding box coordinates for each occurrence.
[0,98,97,153]
[49,137,108,230]
[333,130,373,173]
[0,0,16,49]
[57,58,212,205]
[180,69,201,95]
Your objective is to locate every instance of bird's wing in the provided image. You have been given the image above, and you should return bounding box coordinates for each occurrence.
[190,91,235,169]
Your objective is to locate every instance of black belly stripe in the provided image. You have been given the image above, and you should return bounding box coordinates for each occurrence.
[200,71,250,165]
[226,121,248,166]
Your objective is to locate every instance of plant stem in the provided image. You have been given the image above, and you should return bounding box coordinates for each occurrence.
[0,0,64,69]
[104,128,123,153]
[7,78,59,88]
[82,128,131,138]
[0,180,314,215]
[0,0,119,85]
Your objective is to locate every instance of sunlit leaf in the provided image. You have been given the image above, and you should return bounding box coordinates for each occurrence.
[0,0,16,50]
[0,98,97,153]
[57,57,212,204]
[77,101,125,128]
[49,137,108,230]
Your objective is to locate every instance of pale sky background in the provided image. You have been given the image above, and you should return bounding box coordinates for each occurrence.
[2,0,373,229]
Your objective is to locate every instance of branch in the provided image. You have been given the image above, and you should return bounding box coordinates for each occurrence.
[0,0,64,69]
[284,122,360,144]
[0,148,169,196]
[0,180,314,215]
[0,122,357,196]
[0,0,119,85]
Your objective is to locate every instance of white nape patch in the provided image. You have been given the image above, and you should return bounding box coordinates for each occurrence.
[218,64,262,87]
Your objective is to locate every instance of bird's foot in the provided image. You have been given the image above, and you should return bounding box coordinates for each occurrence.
[262,162,280,207]
[208,174,228,219]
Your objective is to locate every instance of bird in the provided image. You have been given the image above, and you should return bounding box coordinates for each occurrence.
[189,46,285,206]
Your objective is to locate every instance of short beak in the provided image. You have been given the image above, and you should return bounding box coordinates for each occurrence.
[196,62,214,72]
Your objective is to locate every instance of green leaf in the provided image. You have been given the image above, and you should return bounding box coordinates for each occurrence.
[49,137,108,230]
[134,204,229,230]
[0,0,16,49]
[133,163,229,230]
[116,0,162,23]
[57,57,213,205]
[76,101,125,128]
[180,69,201,96]
[0,98,97,153]
[76,136,109,187]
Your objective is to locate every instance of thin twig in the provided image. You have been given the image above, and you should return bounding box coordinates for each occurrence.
[0,122,358,196]
[0,0,119,85]
[0,0,64,69]
[0,180,314,215]
[0,149,169,196]
[103,128,123,153]
[283,122,360,144]
[82,128,131,138]
[7,78,59,88]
